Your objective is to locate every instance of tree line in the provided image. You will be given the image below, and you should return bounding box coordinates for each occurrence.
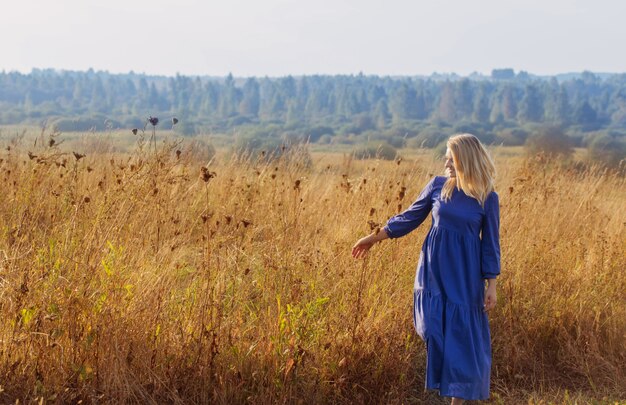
[1,68,625,146]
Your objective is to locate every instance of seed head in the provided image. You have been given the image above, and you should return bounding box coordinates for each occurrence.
[367,220,380,231]
[398,186,406,200]
[201,167,216,182]
[172,117,179,125]
[148,116,159,126]
[73,152,85,161]
[132,128,138,135]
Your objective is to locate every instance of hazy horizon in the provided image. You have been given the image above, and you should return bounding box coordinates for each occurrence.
[2,0,625,78]
[4,67,623,80]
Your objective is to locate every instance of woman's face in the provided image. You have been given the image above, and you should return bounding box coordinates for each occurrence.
[444,148,456,178]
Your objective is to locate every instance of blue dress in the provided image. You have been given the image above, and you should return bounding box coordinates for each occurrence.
[383,176,500,401]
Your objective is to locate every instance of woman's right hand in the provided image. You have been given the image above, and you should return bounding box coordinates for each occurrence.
[351,235,376,259]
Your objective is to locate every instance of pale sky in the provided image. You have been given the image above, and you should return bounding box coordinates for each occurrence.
[1,0,624,77]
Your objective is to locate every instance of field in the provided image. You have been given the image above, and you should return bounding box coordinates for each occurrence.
[0,130,624,404]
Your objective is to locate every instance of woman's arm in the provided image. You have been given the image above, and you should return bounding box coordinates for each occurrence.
[481,192,501,311]
[351,177,438,259]
[383,177,438,239]
[481,192,501,279]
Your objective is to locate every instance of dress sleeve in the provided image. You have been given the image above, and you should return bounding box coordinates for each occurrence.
[383,177,436,239]
[481,192,501,279]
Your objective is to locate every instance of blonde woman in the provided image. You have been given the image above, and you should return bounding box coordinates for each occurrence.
[352,134,500,404]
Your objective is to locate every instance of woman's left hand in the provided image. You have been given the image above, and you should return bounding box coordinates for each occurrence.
[484,282,497,311]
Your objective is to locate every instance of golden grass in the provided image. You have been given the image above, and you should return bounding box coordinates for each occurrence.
[0,134,624,404]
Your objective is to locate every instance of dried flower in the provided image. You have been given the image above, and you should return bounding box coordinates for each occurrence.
[73,152,85,161]
[148,116,159,126]
[398,186,406,200]
[132,128,138,135]
[201,167,216,182]
[172,117,179,125]
[367,220,380,231]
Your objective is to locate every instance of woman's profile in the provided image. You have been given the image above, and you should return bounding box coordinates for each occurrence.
[352,134,501,404]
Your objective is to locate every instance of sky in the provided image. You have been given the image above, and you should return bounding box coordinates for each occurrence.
[1,0,625,77]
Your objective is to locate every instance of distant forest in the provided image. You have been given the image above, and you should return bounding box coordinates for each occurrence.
[1,68,625,151]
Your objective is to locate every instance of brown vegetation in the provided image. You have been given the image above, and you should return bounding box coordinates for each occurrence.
[0,134,624,403]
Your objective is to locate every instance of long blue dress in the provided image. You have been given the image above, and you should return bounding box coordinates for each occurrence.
[383,176,500,401]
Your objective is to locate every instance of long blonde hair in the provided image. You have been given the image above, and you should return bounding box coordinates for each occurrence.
[441,134,496,205]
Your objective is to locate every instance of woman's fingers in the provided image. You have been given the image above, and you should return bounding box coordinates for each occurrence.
[351,242,371,259]
[352,246,367,258]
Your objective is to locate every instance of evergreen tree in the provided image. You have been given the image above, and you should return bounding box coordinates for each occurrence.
[574,101,597,126]
[472,83,491,123]
[436,82,456,122]
[517,84,544,123]
[389,82,421,122]
[239,78,260,117]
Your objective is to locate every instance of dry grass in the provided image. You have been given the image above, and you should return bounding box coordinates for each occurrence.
[0,132,624,404]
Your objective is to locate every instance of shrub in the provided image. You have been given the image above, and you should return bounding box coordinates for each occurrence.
[358,131,405,148]
[352,142,398,160]
[232,132,312,166]
[496,127,529,146]
[524,125,573,157]
[408,127,448,148]
[306,126,334,143]
[317,134,333,144]
[52,116,121,132]
[587,133,626,168]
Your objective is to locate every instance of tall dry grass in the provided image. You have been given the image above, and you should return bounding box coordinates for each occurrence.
[0,134,624,403]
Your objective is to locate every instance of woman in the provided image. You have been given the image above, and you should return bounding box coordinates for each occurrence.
[352,134,500,404]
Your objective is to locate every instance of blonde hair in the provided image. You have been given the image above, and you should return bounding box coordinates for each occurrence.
[441,134,496,205]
